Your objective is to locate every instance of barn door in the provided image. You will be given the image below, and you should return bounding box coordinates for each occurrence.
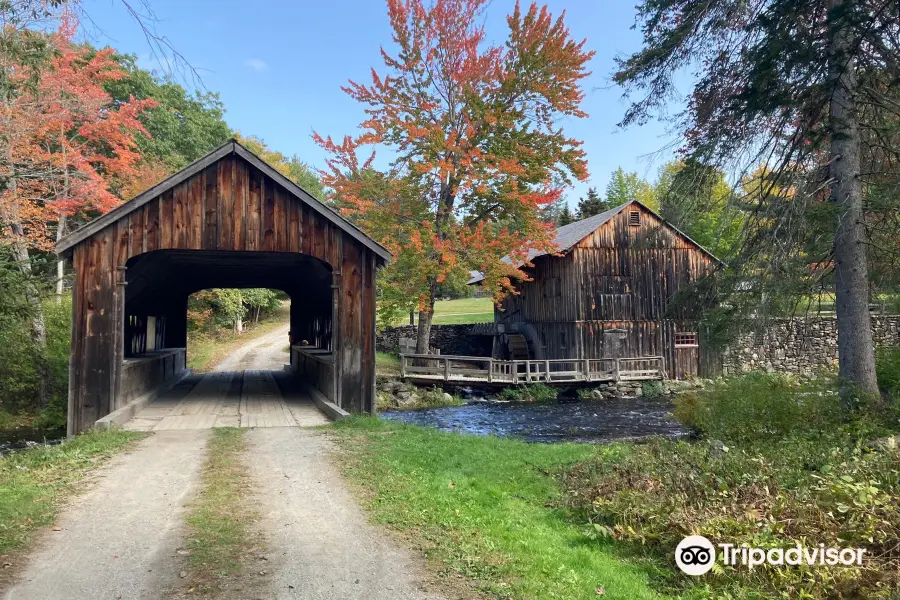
[673,330,699,379]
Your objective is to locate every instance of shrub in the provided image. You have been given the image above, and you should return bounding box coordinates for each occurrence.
[562,434,900,599]
[876,346,900,402]
[641,380,665,398]
[497,383,558,403]
[672,372,844,443]
[562,372,900,599]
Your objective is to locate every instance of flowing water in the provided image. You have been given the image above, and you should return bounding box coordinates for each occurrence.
[0,428,65,455]
[380,397,686,443]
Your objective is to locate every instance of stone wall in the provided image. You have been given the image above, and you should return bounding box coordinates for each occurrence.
[721,315,900,377]
[377,324,493,357]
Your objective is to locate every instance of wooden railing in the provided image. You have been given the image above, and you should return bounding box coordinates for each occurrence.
[399,354,664,384]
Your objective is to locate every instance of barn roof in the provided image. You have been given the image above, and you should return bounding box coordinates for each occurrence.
[467,200,721,284]
[56,138,392,263]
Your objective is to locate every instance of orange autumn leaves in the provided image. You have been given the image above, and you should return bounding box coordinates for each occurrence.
[0,18,157,252]
[314,0,594,315]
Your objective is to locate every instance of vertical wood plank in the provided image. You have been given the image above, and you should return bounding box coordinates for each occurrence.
[173,182,187,248]
[160,191,174,249]
[129,209,143,259]
[203,165,218,250]
[288,194,300,252]
[145,197,160,252]
[262,174,275,251]
[218,157,234,250]
[233,158,246,250]
[274,185,286,251]
[247,167,262,251]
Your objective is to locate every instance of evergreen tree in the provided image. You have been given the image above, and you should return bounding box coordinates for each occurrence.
[615,0,900,396]
[576,187,606,219]
[557,204,575,226]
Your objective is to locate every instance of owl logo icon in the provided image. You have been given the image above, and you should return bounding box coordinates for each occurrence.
[675,536,716,575]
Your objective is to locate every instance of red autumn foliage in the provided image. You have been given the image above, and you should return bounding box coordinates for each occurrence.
[0,16,157,252]
[314,0,593,338]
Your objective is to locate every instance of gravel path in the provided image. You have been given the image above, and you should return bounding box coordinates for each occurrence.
[246,427,445,600]
[4,430,208,600]
[214,323,291,372]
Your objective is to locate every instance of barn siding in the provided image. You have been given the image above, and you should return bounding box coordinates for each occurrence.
[496,204,716,378]
[66,153,381,434]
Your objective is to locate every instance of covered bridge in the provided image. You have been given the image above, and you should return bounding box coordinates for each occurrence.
[57,139,390,435]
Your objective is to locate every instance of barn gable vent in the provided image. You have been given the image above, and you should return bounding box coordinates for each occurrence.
[628,210,641,226]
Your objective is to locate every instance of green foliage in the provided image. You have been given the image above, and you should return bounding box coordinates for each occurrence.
[656,159,742,257]
[575,186,608,219]
[497,383,558,403]
[641,380,665,398]
[0,295,70,421]
[604,168,656,210]
[104,53,233,171]
[875,347,900,402]
[563,374,900,599]
[672,373,844,443]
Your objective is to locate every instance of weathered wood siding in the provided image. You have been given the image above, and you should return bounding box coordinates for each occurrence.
[497,204,716,379]
[66,153,379,434]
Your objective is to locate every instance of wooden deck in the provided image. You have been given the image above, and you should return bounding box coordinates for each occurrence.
[123,370,330,431]
[399,354,665,386]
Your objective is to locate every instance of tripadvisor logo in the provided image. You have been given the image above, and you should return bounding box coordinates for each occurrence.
[675,535,867,576]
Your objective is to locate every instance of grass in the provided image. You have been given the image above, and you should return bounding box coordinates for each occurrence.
[182,427,256,595]
[328,417,661,600]
[376,351,402,377]
[0,429,142,555]
[394,297,494,326]
[187,303,290,372]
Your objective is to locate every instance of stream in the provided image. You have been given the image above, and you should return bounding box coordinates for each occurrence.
[380,397,686,443]
[0,428,65,455]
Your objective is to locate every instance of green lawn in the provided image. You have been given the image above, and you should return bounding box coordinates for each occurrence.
[328,417,661,600]
[395,297,494,326]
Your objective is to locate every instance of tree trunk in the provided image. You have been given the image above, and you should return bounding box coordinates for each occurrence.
[235,316,243,333]
[828,0,879,400]
[56,215,67,301]
[415,280,437,354]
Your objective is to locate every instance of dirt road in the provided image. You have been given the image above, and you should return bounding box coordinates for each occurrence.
[4,431,208,600]
[5,329,444,600]
[214,322,291,372]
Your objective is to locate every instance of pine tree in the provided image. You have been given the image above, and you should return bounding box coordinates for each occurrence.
[615,0,900,397]
[557,204,575,226]
[576,187,606,219]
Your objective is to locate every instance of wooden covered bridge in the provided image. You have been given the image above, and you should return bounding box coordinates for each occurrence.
[57,139,390,435]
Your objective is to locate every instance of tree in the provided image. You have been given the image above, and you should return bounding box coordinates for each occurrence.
[575,186,606,219]
[614,0,900,397]
[656,159,742,256]
[316,0,594,352]
[103,53,233,172]
[604,167,656,210]
[557,204,576,226]
[0,19,154,404]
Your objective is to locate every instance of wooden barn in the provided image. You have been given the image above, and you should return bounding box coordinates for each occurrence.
[57,139,390,435]
[470,200,720,380]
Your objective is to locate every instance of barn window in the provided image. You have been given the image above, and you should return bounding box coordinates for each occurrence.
[629,210,641,226]
[675,332,698,347]
[559,330,568,350]
[544,277,561,298]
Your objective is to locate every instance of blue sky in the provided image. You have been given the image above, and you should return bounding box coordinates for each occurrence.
[81,0,684,208]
